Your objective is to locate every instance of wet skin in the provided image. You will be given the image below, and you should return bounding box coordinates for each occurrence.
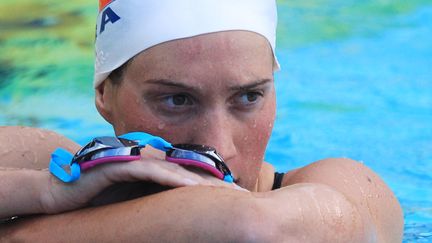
[96,31,276,190]
[0,31,404,242]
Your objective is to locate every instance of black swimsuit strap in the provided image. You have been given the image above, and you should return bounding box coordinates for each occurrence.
[272,172,284,190]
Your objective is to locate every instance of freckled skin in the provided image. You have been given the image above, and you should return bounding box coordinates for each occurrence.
[97,31,276,190]
[0,126,79,169]
[0,31,403,242]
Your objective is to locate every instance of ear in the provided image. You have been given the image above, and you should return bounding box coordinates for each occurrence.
[95,80,115,123]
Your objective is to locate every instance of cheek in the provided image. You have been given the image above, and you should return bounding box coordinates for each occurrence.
[246,93,276,155]
[112,96,187,141]
[233,94,276,185]
[111,89,161,135]
[242,115,274,160]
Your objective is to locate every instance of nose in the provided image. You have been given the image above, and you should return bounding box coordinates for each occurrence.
[191,109,237,162]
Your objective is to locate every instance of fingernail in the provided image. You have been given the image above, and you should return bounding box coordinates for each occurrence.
[183,178,199,186]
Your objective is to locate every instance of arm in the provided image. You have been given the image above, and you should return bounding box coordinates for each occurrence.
[0,163,387,242]
[2,182,375,242]
[0,187,264,243]
[0,126,80,170]
[0,169,49,218]
[1,127,402,241]
[0,126,240,219]
[0,156,382,242]
[0,163,205,219]
[281,158,404,242]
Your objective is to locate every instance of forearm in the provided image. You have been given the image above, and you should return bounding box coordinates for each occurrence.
[1,183,375,243]
[0,126,79,169]
[266,183,375,242]
[0,169,47,218]
[1,186,262,243]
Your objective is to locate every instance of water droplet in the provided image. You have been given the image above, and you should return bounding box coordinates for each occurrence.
[157,123,166,130]
[37,130,46,139]
[23,150,37,164]
[0,148,12,156]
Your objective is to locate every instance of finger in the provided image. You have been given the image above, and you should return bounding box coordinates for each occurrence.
[201,175,249,191]
[152,162,224,185]
[99,158,248,191]
[151,161,246,190]
[100,159,215,187]
[142,160,218,186]
[144,160,249,191]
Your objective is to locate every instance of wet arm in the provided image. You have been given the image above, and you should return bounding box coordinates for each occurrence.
[2,182,378,242]
[0,126,241,219]
[0,126,80,218]
[0,169,49,218]
[0,126,80,169]
[1,187,266,242]
[0,127,401,241]
[281,158,404,242]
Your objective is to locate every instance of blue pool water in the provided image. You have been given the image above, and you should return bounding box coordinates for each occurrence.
[268,6,432,242]
[0,1,431,241]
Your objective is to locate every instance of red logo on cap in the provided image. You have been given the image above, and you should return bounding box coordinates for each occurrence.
[99,0,113,11]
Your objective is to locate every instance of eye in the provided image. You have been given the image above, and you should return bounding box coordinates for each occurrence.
[162,94,194,108]
[235,91,263,106]
[242,92,260,103]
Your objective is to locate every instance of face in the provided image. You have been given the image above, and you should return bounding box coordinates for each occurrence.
[96,31,276,190]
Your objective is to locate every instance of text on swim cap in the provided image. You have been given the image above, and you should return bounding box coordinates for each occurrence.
[99,7,121,34]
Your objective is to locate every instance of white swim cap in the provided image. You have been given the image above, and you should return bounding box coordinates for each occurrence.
[94,0,279,88]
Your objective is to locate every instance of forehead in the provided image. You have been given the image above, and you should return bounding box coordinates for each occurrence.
[124,31,273,83]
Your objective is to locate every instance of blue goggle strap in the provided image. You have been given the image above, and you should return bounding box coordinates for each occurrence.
[49,148,81,183]
[223,175,234,183]
[118,132,173,151]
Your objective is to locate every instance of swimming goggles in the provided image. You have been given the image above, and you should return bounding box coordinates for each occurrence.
[49,132,234,183]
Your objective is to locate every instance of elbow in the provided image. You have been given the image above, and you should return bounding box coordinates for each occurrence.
[238,184,378,243]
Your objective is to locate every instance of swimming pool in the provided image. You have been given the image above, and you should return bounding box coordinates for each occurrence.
[1,1,431,241]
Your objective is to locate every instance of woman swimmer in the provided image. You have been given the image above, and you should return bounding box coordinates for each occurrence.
[0,0,403,242]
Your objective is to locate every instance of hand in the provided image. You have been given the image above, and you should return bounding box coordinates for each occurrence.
[40,148,245,214]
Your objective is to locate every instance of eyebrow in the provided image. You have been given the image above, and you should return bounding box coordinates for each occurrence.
[228,79,273,91]
[144,78,273,92]
[145,79,197,90]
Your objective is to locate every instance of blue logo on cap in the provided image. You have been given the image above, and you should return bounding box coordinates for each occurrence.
[99,7,121,34]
